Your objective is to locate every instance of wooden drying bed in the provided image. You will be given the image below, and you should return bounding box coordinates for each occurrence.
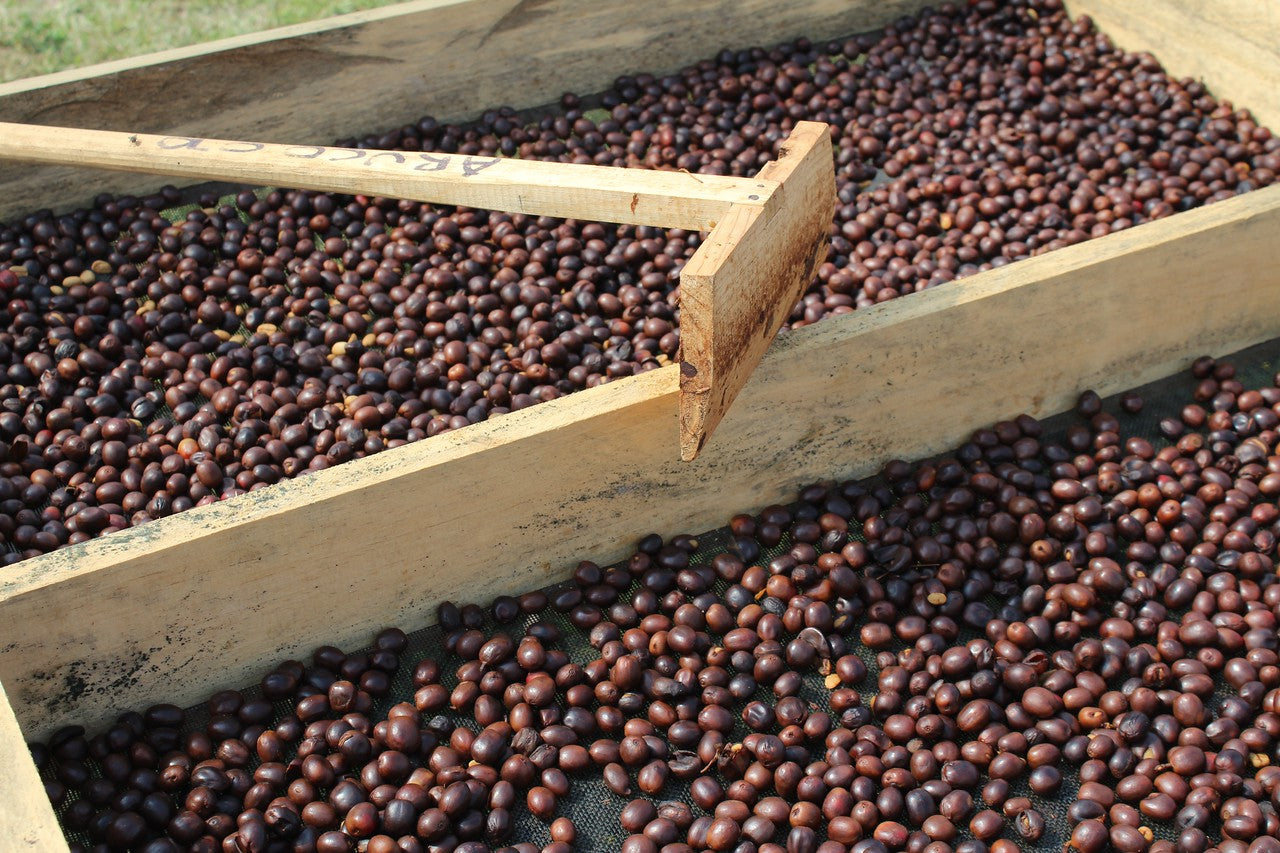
[0,1,1278,848]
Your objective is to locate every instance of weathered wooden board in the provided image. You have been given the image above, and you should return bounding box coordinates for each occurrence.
[0,0,930,220]
[3,184,1278,740]
[1067,0,1280,131]
[0,121,769,232]
[0,680,68,852]
[0,119,827,458]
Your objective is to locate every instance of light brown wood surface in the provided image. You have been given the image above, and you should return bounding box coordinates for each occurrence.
[0,0,932,220]
[0,122,770,232]
[3,185,1279,740]
[679,121,834,459]
[1066,0,1280,130]
[0,680,68,852]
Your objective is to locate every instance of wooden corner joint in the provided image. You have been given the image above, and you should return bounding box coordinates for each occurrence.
[677,121,835,462]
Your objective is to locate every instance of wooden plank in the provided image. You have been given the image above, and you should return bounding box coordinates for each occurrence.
[0,680,68,853]
[0,0,931,220]
[679,121,833,459]
[1065,0,1280,130]
[0,122,770,232]
[3,184,1279,740]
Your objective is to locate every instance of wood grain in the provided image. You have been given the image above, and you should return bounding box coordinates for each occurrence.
[0,0,932,220]
[1066,0,1280,130]
[679,121,834,459]
[0,122,770,232]
[3,185,1279,740]
[0,680,68,852]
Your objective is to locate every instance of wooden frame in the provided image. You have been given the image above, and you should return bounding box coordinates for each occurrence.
[1,1,1278,848]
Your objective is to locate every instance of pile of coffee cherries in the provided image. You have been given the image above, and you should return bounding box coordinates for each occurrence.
[0,0,1276,563]
[32,350,1280,852]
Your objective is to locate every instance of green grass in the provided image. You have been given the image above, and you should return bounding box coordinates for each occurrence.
[0,0,405,83]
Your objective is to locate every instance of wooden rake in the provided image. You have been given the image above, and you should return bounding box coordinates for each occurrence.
[0,119,834,460]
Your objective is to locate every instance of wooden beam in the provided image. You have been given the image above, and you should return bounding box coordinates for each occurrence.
[0,122,770,232]
[0,0,934,220]
[679,121,834,459]
[0,679,68,853]
[3,184,1279,740]
[1064,0,1280,131]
